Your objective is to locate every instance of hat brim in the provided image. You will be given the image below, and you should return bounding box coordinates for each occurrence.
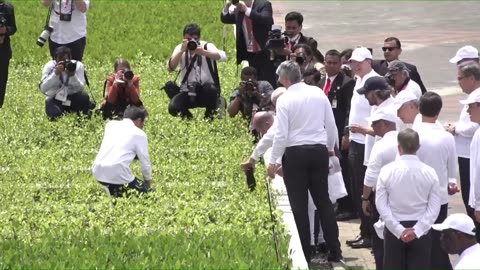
[449,56,462,64]
[460,98,477,105]
[432,223,449,231]
[357,87,367,95]
[349,56,366,62]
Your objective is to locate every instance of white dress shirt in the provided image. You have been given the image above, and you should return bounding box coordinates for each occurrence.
[414,122,458,205]
[92,119,152,185]
[364,131,398,188]
[410,113,444,130]
[376,155,441,239]
[270,82,338,164]
[403,79,422,99]
[251,116,278,161]
[40,60,85,99]
[454,243,480,270]
[49,0,89,44]
[455,88,480,158]
[471,128,480,210]
[349,70,381,144]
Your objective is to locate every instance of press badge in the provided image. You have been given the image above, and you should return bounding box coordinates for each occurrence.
[332,99,337,109]
[55,88,68,102]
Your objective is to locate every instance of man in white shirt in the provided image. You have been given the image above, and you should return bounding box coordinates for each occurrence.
[432,213,480,270]
[92,105,153,197]
[344,47,381,248]
[449,45,479,66]
[385,60,422,98]
[393,90,443,130]
[445,63,480,243]
[415,91,459,270]
[42,0,89,61]
[376,128,441,270]
[267,60,341,263]
[167,23,227,120]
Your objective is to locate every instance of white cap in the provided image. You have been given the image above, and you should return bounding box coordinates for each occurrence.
[449,45,479,64]
[432,213,476,236]
[366,108,399,124]
[349,47,372,62]
[393,90,418,110]
[460,91,480,105]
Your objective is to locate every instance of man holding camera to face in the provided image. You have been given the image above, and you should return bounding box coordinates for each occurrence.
[228,66,274,120]
[39,46,91,120]
[41,0,89,62]
[167,23,227,120]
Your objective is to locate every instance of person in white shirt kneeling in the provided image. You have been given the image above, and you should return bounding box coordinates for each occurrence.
[92,105,153,197]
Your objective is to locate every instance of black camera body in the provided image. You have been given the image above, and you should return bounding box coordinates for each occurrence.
[242,79,257,97]
[295,53,306,65]
[266,29,287,50]
[59,13,72,22]
[124,70,134,81]
[65,60,77,73]
[187,39,200,51]
[0,14,6,27]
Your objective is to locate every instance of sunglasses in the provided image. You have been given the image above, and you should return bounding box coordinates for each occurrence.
[382,47,398,52]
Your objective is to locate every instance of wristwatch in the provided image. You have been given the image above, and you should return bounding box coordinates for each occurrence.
[361,195,369,201]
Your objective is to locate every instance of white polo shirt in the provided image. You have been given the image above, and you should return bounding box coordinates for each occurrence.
[402,79,422,99]
[49,0,90,44]
[455,88,480,159]
[364,131,398,188]
[471,128,480,210]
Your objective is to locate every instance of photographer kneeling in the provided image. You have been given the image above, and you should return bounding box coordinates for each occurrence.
[228,66,274,120]
[39,46,91,120]
[100,58,142,119]
[167,23,227,120]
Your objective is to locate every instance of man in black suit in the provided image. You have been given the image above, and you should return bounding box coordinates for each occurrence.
[220,0,276,87]
[372,37,427,94]
[283,12,324,63]
[320,49,356,221]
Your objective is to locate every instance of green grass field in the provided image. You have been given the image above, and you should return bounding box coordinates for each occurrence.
[0,1,290,268]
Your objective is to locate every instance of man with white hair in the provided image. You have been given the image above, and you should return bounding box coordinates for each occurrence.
[449,45,479,66]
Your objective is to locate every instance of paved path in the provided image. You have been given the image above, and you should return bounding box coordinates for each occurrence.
[271,1,476,268]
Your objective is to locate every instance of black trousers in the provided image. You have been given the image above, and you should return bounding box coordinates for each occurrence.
[45,92,91,120]
[458,157,480,242]
[370,192,383,270]
[98,177,151,198]
[337,149,354,213]
[49,36,87,62]
[168,83,219,120]
[245,51,276,88]
[348,141,371,238]
[282,144,341,262]
[431,204,453,270]
[384,221,432,270]
[0,56,10,108]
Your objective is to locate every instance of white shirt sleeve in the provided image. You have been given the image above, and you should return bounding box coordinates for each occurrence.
[40,61,61,96]
[447,135,458,184]
[270,97,288,165]
[206,42,227,62]
[473,133,480,211]
[324,97,338,151]
[251,122,276,161]
[364,144,382,188]
[376,168,405,239]
[135,133,152,181]
[167,44,183,70]
[413,170,441,237]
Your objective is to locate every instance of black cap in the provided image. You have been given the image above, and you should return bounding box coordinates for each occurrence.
[357,76,389,95]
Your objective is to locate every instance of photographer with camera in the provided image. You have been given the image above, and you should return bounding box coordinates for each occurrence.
[283,12,323,63]
[167,23,227,120]
[290,44,322,75]
[41,0,89,61]
[0,0,16,109]
[228,66,274,119]
[39,46,91,120]
[100,58,142,119]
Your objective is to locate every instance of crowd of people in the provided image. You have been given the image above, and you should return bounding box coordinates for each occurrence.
[2,0,480,269]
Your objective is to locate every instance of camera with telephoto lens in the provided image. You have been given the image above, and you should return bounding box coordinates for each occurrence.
[241,79,257,98]
[65,60,77,73]
[180,82,201,103]
[187,38,200,51]
[124,70,134,81]
[37,25,54,47]
[295,52,306,65]
[265,25,287,50]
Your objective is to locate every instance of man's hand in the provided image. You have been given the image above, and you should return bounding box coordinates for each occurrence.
[445,123,456,135]
[55,62,65,76]
[475,210,480,223]
[276,166,283,177]
[341,135,350,151]
[362,200,372,216]
[180,39,189,53]
[350,124,367,135]
[267,163,278,179]
[448,183,460,195]
[224,0,232,10]
[236,1,247,13]
[66,69,76,77]
[401,228,417,243]
[194,46,206,57]
[241,158,256,172]
[0,26,6,35]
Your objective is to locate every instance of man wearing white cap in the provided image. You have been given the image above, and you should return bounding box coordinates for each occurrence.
[414,92,459,270]
[449,45,479,66]
[393,90,443,130]
[360,108,399,270]
[432,213,480,270]
[460,90,480,240]
[343,47,381,248]
[376,128,441,270]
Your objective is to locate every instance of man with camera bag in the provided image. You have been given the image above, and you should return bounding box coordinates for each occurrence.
[0,0,16,109]
[39,46,92,120]
[41,0,89,62]
[167,23,227,120]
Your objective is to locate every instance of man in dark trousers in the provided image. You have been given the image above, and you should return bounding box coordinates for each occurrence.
[319,49,355,221]
[0,0,16,108]
[372,37,427,94]
[220,0,276,87]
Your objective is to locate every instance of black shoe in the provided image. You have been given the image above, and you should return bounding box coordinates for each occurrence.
[346,234,363,245]
[327,253,343,262]
[350,238,372,249]
[317,242,328,254]
[336,211,358,221]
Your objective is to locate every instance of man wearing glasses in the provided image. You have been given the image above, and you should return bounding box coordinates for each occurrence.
[372,37,427,95]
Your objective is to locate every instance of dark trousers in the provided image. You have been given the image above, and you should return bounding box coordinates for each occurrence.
[384,221,432,270]
[0,56,10,108]
[458,157,480,242]
[282,144,341,262]
[168,83,219,120]
[370,192,383,270]
[49,37,87,62]
[337,149,354,213]
[431,204,453,270]
[245,51,276,88]
[98,177,151,198]
[348,141,371,238]
[45,91,91,120]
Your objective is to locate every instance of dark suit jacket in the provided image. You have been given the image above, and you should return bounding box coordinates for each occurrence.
[298,33,324,63]
[372,59,427,94]
[220,1,274,65]
[319,72,355,141]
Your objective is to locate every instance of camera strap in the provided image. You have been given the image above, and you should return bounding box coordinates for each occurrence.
[44,4,53,28]
[203,43,221,92]
[181,53,198,85]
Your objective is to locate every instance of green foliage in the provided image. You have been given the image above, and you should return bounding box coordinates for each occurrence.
[0,1,291,268]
